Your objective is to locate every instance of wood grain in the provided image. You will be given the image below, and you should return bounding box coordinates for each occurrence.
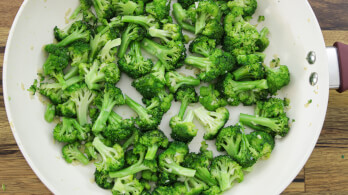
[0,1,347,194]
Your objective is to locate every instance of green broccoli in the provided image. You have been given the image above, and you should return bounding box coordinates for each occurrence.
[70,0,93,20]
[112,175,144,195]
[219,73,269,106]
[227,0,258,17]
[68,41,90,68]
[79,61,120,90]
[193,106,229,140]
[121,15,160,29]
[122,128,140,150]
[177,0,195,9]
[118,24,146,59]
[184,49,235,82]
[103,111,136,142]
[200,19,224,44]
[158,172,177,186]
[114,0,144,16]
[38,83,69,104]
[194,0,220,35]
[139,130,169,160]
[264,64,290,95]
[189,36,216,57]
[125,95,161,130]
[92,84,125,133]
[199,84,227,111]
[172,3,196,33]
[210,155,244,192]
[44,103,55,122]
[142,90,173,115]
[183,177,209,195]
[56,100,77,118]
[84,142,98,160]
[202,185,222,195]
[247,131,275,159]
[91,0,114,20]
[140,38,186,71]
[94,169,114,189]
[153,185,176,195]
[145,0,171,21]
[97,38,121,62]
[158,141,196,177]
[170,86,199,143]
[255,98,289,118]
[118,41,154,79]
[165,71,200,93]
[131,61,166,99]
[232,55,266,81]
[62,142,89,165]
[216,124,259,168]
[54,21,91,47]
[53,117,90,143]
[141,170,158,182]
[239,113,290,137]
[92,136,124,173]
[68,84,95,125]
[149,23,184,43]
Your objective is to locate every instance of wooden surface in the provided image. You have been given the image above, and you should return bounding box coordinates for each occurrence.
[0,0,347,194]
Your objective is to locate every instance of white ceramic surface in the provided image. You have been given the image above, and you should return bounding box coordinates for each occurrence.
[3,0,329,194]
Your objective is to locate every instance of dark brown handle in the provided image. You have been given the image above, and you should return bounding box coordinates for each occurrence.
[334,42,348,93]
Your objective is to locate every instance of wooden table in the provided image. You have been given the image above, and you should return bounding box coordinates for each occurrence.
[0,0,347,194]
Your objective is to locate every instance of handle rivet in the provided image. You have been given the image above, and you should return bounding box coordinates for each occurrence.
[307,51,316,64]
[310,72,318,86]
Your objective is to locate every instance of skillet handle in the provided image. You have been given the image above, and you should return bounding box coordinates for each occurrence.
[334,42,348,93]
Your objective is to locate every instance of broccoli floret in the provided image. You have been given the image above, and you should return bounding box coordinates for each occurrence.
[94,169,114,189]
[170,86,199,143]
[44,103,55,122]
[112,175,144,195]
[257,27,270,52]
[131,61,166,99]
[185,49,235,82]
[220,73,269,106]
[193,107,229,140]
[97,38,121,63]
[118,24,146,59]
[142,90,173,115]
[158,141,196,177]
[142,170,158,182]
[92,84,125,133]
[165,71,200,93]
[93,136,124,173]
[140,38,186,71]
[53,117,90,143]
[194,1,220,35]
[255,98,288,118]
[122,128,140,150]
[153,185,176,195]
[56,100,77,118]
[69,84,96,125]
[200,19,224,44]
[158,172,177,186]
[227,0,257,17]
[62,142,89,165]
[70,0,93,19]
[202,185,222,195]
[149,23,184,44]
[121,15,160,29]
[181,177,208,195]
[182,152,217,186]
[125,95,161,130]
[189,36,216,57]
[237,53,265,66]
[172,3,195,33]
[239,113,290,137]
[125,149,140,166]
[145,0,171,21]
[178,0,195,9]
[68,41,90,67]
[84,141,98,160]
[264,64,290,95]
[210,155,244,192]
[114,0,144,16]
[109,147,157,178]
[199,84,227,111]
[232,54,266,81]
[139,130,169,160]
[103,111,136,142]
[216,124,259,168]
[55,21,91,47]
[43,44,70,80]
[80,61,120,90]
[118,41,154,79]
[247,131,275,159]
[91,0,114,20]
[39,83,68,104]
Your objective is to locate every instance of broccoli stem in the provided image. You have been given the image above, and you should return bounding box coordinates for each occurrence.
[232,66,253,81]
[44,103,55,123]
[64,66,79,80]
[163,161,196,177]
[125,95,150,121]
[75,89,95,126]
[93,94,118,133]
[145,144,159,160]
[85,62,105,90]
[121,16,152,29]
[239,113,278,130]
[148,28,171,43]
[64,76,84,89]
[71,148,90,165]
[108,111,123,124]
[140,38,164,60]
[195,13,207,34]
[231,79,268,92]
[218,172,232,192]
[196,167,217,186]
[109,153,147,178]
[221,135,241,157]
[172,3,195,33]
[118,26,134,58]
[178,99,189,119]
[56,30,88,47]
[122,130,138,150]
[70,5,82,20]
[184,56,212,70]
